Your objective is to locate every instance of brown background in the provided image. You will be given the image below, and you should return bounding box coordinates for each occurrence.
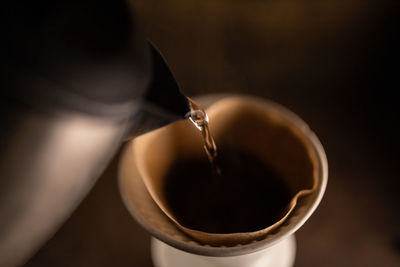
[26,0,400,266]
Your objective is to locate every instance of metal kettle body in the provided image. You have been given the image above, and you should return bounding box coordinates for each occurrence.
[0,102,128,267]
[0,1,189,266]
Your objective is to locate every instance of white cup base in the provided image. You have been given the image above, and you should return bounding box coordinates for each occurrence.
[151,235,296,267]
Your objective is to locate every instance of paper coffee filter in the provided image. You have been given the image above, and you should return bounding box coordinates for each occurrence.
[131,96,319,247]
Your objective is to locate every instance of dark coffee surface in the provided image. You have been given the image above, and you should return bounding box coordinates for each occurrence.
[163,148,291,234]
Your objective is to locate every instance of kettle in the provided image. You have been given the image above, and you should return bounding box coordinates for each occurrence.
[0,1,190,266]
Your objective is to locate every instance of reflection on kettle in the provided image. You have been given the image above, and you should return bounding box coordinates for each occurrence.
[0,0,189,266]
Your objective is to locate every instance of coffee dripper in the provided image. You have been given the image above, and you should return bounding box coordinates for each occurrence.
[119,94,328,267]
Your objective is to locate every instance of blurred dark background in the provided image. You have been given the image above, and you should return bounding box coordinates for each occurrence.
[26,0,400,266]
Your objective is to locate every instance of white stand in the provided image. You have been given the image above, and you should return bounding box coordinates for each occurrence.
[152,235,296,267]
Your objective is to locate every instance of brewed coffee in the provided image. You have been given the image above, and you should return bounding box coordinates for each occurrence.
[163,147,291,234]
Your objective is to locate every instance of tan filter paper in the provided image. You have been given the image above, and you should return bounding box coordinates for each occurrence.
[132,96,318,246]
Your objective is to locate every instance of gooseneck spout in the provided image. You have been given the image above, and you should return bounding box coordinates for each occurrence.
[126,44,190,137]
